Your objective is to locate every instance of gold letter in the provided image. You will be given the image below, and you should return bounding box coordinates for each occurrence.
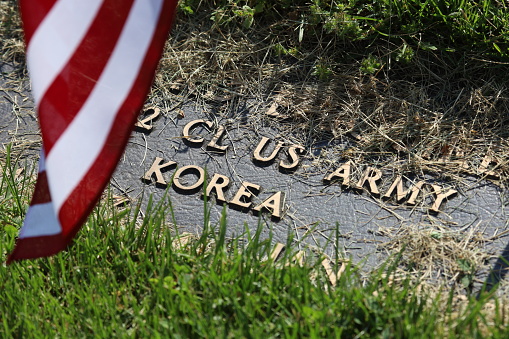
[253,136,284,163]
[279,145,305,171]
[142,157,176,186]
[285,251,305,267]
[203,173,230,203]
[478,155,499,178]
[135,107,161,132]
[182,119,213,145]
[207,125,228,152]
[430,184,457,213]
[321,258,345,287]
[173,165,205,192]
[323,161,352,186]
[383,176,425,205]
[229,181,261,209]
[439,146,469,170]
[355,167,382,194]
[253,191,285,219]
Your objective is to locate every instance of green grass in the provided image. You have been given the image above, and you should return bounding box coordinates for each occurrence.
[180,0,509,59]
[1,152,508,338]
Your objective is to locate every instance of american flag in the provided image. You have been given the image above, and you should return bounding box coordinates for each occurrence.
[8,0,178,262]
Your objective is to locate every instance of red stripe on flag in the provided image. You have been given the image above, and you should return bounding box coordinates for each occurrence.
[19,0,58,44]
[38,0,136,154]
[8,0,179,263]
[57,0,178,236]
[6,234,66,264]
[30,171,52,205]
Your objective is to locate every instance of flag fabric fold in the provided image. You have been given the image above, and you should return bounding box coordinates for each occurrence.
[7,0,178,263]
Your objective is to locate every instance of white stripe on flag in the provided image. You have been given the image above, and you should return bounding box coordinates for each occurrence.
[46,0,163,211]
[18,202,62,238]
[27,0,103,103]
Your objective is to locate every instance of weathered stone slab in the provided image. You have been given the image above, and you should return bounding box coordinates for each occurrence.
[2,65,509,271]
[112,100,509,266]
[0,62,39,158]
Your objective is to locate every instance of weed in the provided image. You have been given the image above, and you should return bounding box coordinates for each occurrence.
[395,42,414,64]
[360,55,382,74]
[314,59,333,80]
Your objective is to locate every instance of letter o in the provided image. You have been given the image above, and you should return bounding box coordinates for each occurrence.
[173,165,205,192]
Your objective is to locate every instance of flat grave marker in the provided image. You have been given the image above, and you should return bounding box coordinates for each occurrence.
[1,66,509,272]
[111,100,509,267]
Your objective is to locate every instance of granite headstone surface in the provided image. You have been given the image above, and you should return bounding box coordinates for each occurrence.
[111,100,509,266]
[2,64,509,269]
[0,62,39,158]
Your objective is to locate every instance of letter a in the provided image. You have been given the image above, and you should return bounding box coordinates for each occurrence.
[253,192,285,219]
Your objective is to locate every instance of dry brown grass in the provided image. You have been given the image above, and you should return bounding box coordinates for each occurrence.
[3,2,509,186]
[146,8,509,190]
[0,0,23,64]
[382,224,490,286]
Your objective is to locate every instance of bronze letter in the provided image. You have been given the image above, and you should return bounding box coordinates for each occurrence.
[279,145,305,171]
[439,146,469,170]
[207,125,228,152]
[430,184,457,213]
[203,173,230,203]
[321,258,345,287]
[253,136,284,163]
[135,107,161,132]
[229,181,261,209]
[383,175,425,205]
[173,165,205,192]
[253,191,285,219]
[355,167,382,194]
[142,157,176,186]
[478,155,499,178]
[182,119,213,145]
[323,161,352,186]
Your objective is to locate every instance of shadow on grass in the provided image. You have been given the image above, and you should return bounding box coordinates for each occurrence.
[483,241,509,294]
